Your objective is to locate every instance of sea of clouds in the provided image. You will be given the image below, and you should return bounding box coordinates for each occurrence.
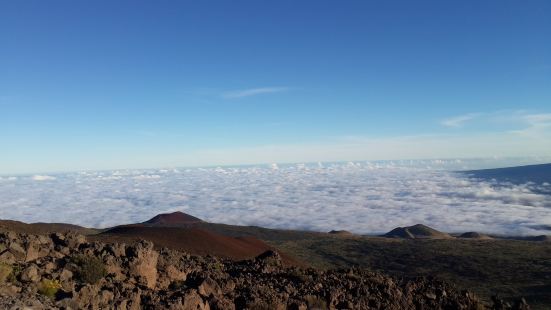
[1,160,550,235]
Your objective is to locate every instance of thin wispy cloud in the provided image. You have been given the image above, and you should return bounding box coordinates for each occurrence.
[441,113,480,127]
[511,113,551,136]
[222,87,288,99]
[441,111,551,135]
[522,113,551,125]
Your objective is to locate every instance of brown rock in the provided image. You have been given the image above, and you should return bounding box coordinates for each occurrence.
[127,289,142,310]
[105,243,126,258]
[209,295,235,310]
[99,289,115,305]
[104,255,126,281]
[222,279,235,293]
[24,241,41,262]
[43,261,56,273]
[127,241,158,289]
[0,251,16,264]
[9,242,26,262]
[0,284,20,297]
[73,284,100,309]
[0,231,17,241]
[166,264,187,282]
[20,265,40,282]
[182,290,210,310]
[425,292,437,300]
[198,277,222,297]
[65,233,86,248]
[60,268,74,290]
[56,298,80,310]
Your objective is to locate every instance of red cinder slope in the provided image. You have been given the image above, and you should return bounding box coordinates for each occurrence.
[143,211,203,225]
[97,225,299,265]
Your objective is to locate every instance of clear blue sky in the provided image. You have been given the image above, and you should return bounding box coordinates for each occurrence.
[1,0,550,174]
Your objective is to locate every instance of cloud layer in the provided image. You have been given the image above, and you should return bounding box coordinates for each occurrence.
[1,163,550,235]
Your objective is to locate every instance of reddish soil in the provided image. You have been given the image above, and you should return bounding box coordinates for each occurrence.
[93,225,300,265]
[0,219,98,235]
[143,211,203,225]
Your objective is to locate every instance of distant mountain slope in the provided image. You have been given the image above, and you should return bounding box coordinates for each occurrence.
[458,232,493,240]
[383,224,452,239]
[0,219,99,235]
[463,163,551,186]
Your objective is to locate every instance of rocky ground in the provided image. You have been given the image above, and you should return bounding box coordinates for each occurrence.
[0,231,530,310]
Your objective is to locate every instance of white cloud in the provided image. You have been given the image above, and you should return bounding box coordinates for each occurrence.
[31,175,56,181]
[441,113,480,127]
[133,174,161,180]
[441,110,551,132]
[1,165,550,235]
[512,113,551,136]
[222,87,288,99]
[523,113,551,124]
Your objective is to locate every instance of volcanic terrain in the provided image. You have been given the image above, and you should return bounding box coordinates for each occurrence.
[1,212,550,308]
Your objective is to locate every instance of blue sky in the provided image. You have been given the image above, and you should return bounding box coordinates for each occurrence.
[1,0,550,174]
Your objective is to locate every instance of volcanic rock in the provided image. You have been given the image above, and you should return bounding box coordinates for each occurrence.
[20,265,40,282]
[127,240,159,288]
[0,230,530,309]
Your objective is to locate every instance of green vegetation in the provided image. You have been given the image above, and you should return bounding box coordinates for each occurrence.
[38,279,62,298]
[212,261,224,271]
[189,221,551,308]
[0,262,13,284]
[0,262,20,283]
[71,255,107,284]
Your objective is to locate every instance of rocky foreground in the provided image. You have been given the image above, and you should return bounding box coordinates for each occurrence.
[0,231,529,310]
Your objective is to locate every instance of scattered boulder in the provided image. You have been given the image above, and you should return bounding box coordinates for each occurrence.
[127,240,159,288]
[8,242,26,261]
[0,283,20,296]
[20,265,40,282]
[182,289,210,310]
[198,276,222,297]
